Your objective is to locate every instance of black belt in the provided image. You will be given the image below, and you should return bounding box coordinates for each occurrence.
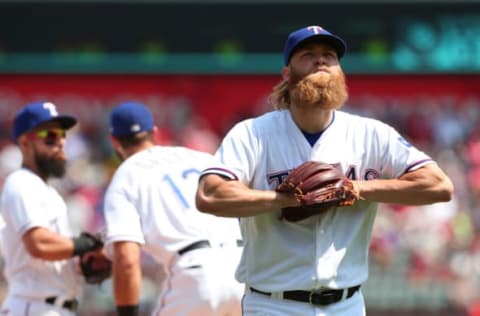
[250,285,361,306]
[178,240,211,255]
[178,239,243,255]
[45,296,79,312]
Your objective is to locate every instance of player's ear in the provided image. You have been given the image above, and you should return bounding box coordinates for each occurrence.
[110,136,121,151]
[17,134,30,150]
[152,126,160,144]
[110,136,126,160]
[282,66,290,81]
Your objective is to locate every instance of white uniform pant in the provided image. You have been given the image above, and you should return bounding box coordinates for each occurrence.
[153,246,244,316]
[0,295,76,316]
[243,287,366,316]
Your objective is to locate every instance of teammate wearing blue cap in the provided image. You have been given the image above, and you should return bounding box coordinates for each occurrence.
[103,102,244,316]
[0,101,107,316]
[196,25,454,315]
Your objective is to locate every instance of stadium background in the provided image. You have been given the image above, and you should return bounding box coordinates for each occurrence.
[0,0,479,315]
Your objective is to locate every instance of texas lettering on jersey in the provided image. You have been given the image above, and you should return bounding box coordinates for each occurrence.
[268,164,380,188]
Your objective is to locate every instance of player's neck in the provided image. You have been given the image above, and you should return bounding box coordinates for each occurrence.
[21,162,48,182]
[289,107,334,134]
[123,141,155,159]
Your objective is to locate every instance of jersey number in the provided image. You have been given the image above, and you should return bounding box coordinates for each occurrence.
[162,168,200,208]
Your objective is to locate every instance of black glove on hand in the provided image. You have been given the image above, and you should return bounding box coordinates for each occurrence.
[72,232,104,257]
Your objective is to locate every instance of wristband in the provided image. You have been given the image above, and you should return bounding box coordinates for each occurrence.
[117,305,139,316]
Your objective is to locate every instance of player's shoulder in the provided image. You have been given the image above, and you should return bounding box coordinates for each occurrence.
[154,146,217,166]
[115,146,215,174]
[335,110,392,130]
[229,110,286,126]
[2,168,42,190]
[111,149,150,180]
[167,145,215,158]
[1,169,44,203]
[251,109,288,124]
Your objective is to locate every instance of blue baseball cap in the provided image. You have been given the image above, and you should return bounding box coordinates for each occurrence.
[110,102,154,137]
[283,25,347,66]
[13,101,77,140]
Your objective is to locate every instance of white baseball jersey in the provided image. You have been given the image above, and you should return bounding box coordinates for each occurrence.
[104,146,243,315]
[0,168,82,299]
[202,109,433,292]
[104,146,241,261]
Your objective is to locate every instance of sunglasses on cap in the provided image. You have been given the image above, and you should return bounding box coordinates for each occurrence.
[32,128,67,145]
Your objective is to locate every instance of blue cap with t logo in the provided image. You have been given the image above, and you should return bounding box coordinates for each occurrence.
[283,25,347,66]
[13,101,77,140]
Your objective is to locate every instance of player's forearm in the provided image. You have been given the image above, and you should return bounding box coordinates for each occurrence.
[22,227,76,260]
[354,164,453,205]
[196,175,299,217]
[113,262,141,305]
[197,190,292,217]
[113,242,142,305]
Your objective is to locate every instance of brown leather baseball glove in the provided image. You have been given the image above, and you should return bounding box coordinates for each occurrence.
[276,161,359,222]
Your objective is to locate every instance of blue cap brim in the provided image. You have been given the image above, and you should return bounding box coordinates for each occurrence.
[299,34,346,59]
[51,116,77,130]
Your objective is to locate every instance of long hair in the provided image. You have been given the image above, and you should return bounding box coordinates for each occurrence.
[268,79,290,110]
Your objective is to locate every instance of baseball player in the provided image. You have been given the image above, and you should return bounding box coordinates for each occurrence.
[195,25,454,315]
[0,101,106,316]
[103,102,243,316]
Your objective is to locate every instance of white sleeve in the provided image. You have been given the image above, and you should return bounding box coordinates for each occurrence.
[379,124,433,178]
[2,177,51,236]
[104,168,145,257]
[205,120,258,184]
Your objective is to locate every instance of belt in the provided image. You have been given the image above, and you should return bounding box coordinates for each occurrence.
[45,296,79,312]
[178,239,243,255]
[250,285,361,306]
[178,240,211,255]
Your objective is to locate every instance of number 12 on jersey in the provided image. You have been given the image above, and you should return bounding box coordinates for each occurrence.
[162,168,200,209]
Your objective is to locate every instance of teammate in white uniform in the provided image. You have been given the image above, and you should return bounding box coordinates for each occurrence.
[195,26,454,316]
[0,102,105,316]
[103,102,243,316]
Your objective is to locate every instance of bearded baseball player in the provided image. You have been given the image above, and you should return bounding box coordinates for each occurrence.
[195,25,454,315]
[0,102,108,316]
[103,102,243,316]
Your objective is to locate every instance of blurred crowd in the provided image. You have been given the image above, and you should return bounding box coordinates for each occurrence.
[0,89,478,315]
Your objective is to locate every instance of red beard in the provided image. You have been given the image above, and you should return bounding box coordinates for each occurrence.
[289,70,349,110]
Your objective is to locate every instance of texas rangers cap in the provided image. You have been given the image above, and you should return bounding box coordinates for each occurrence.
[110,101,154,137]
[13,101,77,140]
[283,25,347,65]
